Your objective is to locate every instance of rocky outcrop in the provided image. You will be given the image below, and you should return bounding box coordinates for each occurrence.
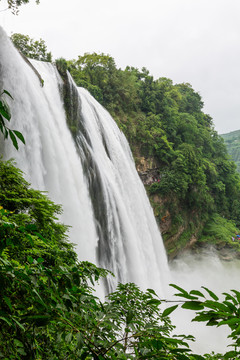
[136,157,202,259]
[136,156,161,185]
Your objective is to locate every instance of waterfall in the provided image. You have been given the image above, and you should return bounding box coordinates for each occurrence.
[0,27,170,293]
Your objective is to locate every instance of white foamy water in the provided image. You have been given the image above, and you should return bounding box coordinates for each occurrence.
[0,26,169,293]
[170,250,240,354]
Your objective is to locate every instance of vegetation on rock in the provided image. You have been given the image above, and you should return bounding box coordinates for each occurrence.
[11,33,52,62]
[65,53,240,258]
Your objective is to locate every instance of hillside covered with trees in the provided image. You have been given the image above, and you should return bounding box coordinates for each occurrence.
[222,129,240,174]
[63,53,240,259]
[1,87,240,360]
[10,31,240,259]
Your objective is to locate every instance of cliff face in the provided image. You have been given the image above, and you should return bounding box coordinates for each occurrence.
[136,155,240,261]
[136,156,200,259]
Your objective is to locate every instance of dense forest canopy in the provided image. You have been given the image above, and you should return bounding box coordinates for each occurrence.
[64,52,240,256]
[11,33,52,62]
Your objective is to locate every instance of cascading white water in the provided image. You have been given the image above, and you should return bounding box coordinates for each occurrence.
[0,30,98,264]
[0,26,170,293]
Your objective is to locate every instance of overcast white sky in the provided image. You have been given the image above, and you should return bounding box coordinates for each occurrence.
[1,0,240,134]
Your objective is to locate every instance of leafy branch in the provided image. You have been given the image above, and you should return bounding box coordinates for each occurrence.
[0,90,25,149]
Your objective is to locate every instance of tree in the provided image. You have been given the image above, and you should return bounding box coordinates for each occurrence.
[169,284,240,359]
[11,33,52,62]
[3,0,39,14]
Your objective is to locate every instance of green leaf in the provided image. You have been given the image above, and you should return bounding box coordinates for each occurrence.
[223,292,238,305]
[189,290,205,298]
[9,130,18,150]
[4,127,8,139]
[223,351,238,359]
[223,300,237,313]
[175,293,198,300]
[34,232,47,243]
[146,299,161,306]
[65,332,72,343]
[14,339,24,348]
[150,339,163,350]
[231,290,240,303]
[0,316,12,326]
[32,289,47,308]
[12,318,25,331]
[193,313,217,322]
[204,300,230,312]
[0,101,11,121]
[4,296,13,311]
[0,122,3,134]
[162,304,178,317]
[3,90,14,99]
[126,309,134,324]
[206,319,219,326]
[27,256,34,264]
[170,284,188,294]
[13,130,25,144]
[218,318,240,327]
[201,286,219,300]
[146,288,158,297]
[76,332,85,347]
[181,301,204,310]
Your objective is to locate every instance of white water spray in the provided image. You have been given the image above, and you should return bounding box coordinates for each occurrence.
[0,27,169,293]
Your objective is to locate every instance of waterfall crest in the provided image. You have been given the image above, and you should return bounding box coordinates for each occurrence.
[0,27,170,293]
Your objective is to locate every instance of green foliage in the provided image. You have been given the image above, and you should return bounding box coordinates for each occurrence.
[68,53,139,113]
[169,284,240,359]
[55,57,68,76]
[11,33,52,62]
[0,89,25,149]
[67,52,240,253]
[0,160,199,359]
[222,129,240,174]
[0,160,76,265]
[199,214,239,249]
[4,0,39,14]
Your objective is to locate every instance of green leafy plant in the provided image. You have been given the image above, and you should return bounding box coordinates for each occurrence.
[166,284,240,359]
[0,90,25,149]
[11,33,52,62]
